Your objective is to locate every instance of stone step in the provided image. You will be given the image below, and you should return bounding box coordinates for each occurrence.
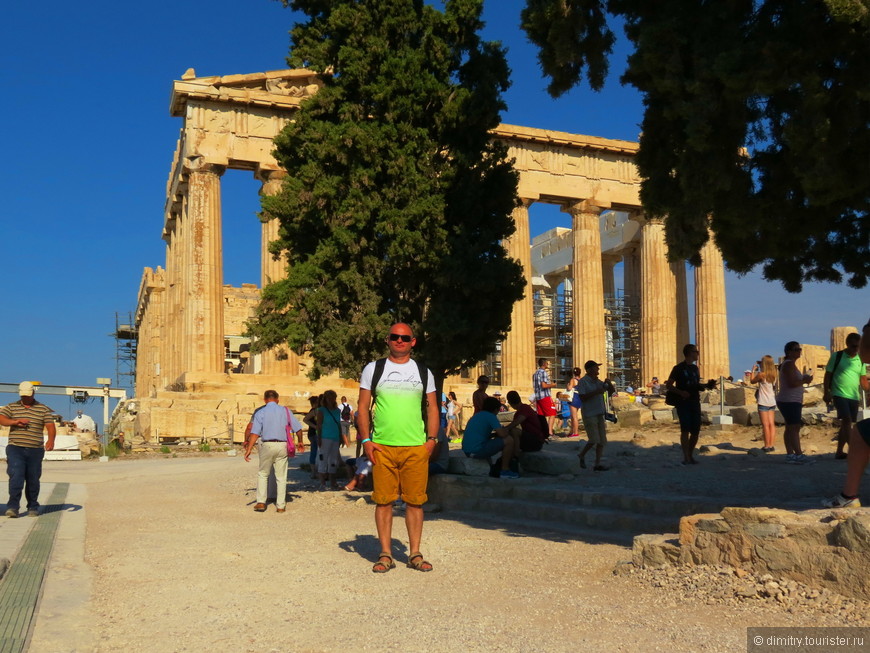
[470,497,678,543]
[516,485,726,518]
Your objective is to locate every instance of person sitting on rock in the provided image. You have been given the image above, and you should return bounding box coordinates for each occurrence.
[504,391,547,452]
[461,397,520,479]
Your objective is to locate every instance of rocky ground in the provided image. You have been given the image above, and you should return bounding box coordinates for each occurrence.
[32,419,870,652]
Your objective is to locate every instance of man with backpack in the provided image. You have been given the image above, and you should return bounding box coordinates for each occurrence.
[339,396,354,443]
[824,332,870,459]
[356,323,439,573]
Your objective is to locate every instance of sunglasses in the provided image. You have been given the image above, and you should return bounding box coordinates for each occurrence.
[388,334,413,342]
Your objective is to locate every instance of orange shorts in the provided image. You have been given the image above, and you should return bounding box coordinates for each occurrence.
[371,445,429,506]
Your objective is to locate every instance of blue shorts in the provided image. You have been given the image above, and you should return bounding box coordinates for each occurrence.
[757,405,776,412]
[465,438,505,460]
[776,401,802,426]
[833,396,859,422]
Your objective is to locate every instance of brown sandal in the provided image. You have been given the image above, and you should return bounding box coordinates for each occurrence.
[406,552,433,572]
[372,553,395,573]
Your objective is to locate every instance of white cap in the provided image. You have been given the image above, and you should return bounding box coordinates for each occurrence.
[18,381,35,397]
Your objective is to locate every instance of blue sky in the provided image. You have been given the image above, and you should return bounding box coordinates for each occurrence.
[1,0,866,418]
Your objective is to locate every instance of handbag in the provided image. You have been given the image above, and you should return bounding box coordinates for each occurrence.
[664,389,681,406]
[285,407,297,458]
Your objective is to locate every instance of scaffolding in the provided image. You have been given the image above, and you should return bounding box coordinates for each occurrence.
[604,291,641,390]
[113,312,137,393]
[533,287,574,385]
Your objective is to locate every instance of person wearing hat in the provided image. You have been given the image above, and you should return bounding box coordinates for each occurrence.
[0,382,56,517]
[576,361,615,471]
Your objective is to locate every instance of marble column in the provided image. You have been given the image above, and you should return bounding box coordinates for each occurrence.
[694,234,730,379]
[184,162,226,375]
[564,200,607,375]
[602,254,618,300]
[831,327,858,353]
[501,199,536,391]
[622,244,641,311]
[640,218,677,384]
[673,261,690,353]
[257,170,298,376]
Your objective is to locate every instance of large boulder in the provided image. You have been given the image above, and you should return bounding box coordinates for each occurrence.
[518,450,581,475]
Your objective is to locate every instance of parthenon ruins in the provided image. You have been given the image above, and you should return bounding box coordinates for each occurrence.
[132,68,729,440]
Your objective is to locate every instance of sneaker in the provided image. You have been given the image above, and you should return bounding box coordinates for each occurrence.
[253,503,267,512]
[792,454,817,465]
[499,470,520,479]
[785,454,798,464]
[823,494,861,509]
[4,509,18,518]
[28,509,39,517]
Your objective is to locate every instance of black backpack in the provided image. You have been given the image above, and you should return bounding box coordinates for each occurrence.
[340,404,352,421]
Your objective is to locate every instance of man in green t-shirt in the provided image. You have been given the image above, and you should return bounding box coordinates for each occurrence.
[824,333,870,458]
[357,323,439,573]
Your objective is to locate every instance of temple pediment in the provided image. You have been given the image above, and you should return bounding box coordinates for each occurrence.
[170,68,323,116]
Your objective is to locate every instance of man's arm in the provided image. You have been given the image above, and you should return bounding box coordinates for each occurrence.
[44,420,56,452]
[425,391,439,441]
[243,421,257,461]
[0,415,28,427]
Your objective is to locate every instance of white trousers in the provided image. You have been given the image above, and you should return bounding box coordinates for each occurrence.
[257,441,288,508]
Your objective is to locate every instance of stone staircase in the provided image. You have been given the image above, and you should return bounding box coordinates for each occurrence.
[427,474,816,546]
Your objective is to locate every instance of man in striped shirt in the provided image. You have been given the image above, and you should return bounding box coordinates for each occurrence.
[0,381,56,517]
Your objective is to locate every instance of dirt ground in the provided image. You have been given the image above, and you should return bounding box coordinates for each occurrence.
[31,420,870,652]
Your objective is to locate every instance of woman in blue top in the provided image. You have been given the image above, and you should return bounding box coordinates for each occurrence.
[316,390,347,490]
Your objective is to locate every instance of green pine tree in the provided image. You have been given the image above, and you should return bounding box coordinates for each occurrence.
[249,0,525,386]
[522,0,870,291]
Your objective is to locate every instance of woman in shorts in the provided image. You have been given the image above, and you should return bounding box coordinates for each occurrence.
[776,341,814,464]
[566,367,583,438]
[751,355,778,452]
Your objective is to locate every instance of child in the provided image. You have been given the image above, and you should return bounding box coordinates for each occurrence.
[556,392,571,434]
[343,453,373,492]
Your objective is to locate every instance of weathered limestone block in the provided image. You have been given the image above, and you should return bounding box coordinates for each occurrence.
[679,513,725,546]
[447,453,491,476]
[518,451,580,475]
[725,386,756,406]
[619,409,652,427]
[803,385,824,407]
[652,409,676,422]
[729,406,753,426]
[632,533,681,568]
[645,397,668,411]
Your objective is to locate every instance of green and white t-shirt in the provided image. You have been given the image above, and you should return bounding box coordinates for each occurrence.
[359,359,435,447]
[826,351,869,401]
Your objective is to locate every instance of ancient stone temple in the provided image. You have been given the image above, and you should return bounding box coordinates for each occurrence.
[131,68,730,441]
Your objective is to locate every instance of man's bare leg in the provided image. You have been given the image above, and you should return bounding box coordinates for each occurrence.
[843,426,870,497]
[375,504,393,553]
[404,504,424,553]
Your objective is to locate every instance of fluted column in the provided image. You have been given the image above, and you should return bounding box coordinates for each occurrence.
[564,200,607,375]
[257,170,298,376]
[184,162,226,375]
[694,234,730,379]
[501,199,536,391]
[602,254,618,300]
[640,218,677,384]
[831,327,858,353]
[622,244,641,311]
[673,260,690,353]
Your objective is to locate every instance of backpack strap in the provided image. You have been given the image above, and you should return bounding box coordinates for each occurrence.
[369,358,388,401]
[833,349,845,374]
[369,357,430,416]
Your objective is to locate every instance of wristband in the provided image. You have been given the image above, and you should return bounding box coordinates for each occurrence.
[361,438,372,445]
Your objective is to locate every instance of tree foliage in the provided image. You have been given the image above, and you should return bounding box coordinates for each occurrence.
[249,0,525,382]
[522,0,870,291]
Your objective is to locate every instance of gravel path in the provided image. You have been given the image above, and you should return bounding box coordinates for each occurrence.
[32,419,869,652]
